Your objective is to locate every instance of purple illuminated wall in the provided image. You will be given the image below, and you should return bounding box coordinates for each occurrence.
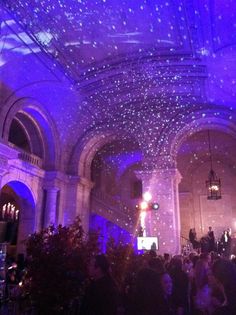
[0,0,236,254]
[90,214,132,253]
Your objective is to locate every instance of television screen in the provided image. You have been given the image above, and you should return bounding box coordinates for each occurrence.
[137,237,158,250]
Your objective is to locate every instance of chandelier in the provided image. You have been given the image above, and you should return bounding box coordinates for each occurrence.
[205,130,221,200]
[1,202,19,221]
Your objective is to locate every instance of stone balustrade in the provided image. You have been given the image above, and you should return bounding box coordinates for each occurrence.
[18,151,43,167]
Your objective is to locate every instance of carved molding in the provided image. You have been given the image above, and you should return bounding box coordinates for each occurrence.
[0,155,9,176]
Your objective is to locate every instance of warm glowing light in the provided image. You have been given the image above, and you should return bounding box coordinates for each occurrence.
[209,185,219,191]
[140,211,147,221]
[140,200,148,210]
[139,211,147,237]
[143,192,152,202]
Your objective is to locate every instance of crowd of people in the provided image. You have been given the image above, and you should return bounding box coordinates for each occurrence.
[80,250,236,315]
[1,230,236,315]
[189,227,233,257]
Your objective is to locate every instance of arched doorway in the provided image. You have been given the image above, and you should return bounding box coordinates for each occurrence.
[0,181,35,256]
[177,129,236,248]
[90,138,142,251]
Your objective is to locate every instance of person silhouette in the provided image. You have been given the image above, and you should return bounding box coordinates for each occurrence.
[189,228,199,249]
[207,226,215,252]
[151,242,157,251]
[80,254,119,315]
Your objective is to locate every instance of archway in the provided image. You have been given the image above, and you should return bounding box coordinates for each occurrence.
[89,137,142,250]
[0,181,35,256]
[1,96,59,171]
[176,129,236,251]
[69,128,142,248]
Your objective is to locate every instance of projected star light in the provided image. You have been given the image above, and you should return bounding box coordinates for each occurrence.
[3,0,187,80]
[0,0,235,254]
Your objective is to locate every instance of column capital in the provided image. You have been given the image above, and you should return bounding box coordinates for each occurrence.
[135,167,182,184]
[68,175,94,190]
[141,154,176,171]
[79,176,94,190]
[44,170,67,182]
[67,175,80,184]
[43,171,69,193]
[43,186,60,193]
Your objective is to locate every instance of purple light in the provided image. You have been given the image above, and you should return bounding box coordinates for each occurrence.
[90,214,132,252]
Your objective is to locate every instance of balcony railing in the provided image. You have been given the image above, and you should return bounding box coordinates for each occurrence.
[7,142,43,168]
[18,151,43,167]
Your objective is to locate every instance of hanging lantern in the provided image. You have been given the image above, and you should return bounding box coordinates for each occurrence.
[205,130,222,200]
[206,169,221,200]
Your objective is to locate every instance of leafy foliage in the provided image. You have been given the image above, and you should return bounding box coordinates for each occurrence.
[24,217,100,314]
[23,217,147,314]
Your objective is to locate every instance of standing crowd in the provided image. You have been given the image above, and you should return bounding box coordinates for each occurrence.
[81,250,236,315]
[189,226,233,257]
[1,232,236,315]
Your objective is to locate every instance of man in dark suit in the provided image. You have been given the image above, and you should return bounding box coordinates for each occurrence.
[80,254,119,315]
[207,226,215,252]
[189,228,199,249]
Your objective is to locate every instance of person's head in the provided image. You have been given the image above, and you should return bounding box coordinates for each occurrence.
[149,249,157,258]
[148,257,165,274]
[191,254,200,268]
[89,254,110,280]
[209,226,212,231]
[168,255,183,273]
[164,253,170,261]
[183,257,193,273]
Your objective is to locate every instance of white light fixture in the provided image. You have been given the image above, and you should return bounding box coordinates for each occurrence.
[143,191,152,202]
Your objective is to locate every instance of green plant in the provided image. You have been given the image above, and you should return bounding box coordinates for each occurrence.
[24,217,100,314]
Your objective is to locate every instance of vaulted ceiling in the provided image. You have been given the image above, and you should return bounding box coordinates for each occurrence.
[0,1,236,154]
[1,1,235,93]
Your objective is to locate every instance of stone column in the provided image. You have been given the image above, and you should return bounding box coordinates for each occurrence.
[63,176,79,226]
[136,156,182,254]
[0,154,9,188]
[65,176,94,234]
[44,187,59,227]
[76,177,94,235]
[0,175,2,191]
[0,166,5,243]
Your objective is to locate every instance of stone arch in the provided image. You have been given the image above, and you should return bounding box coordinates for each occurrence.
[171,114,236,243]
[8,116,32,153]
[67,128,142,233]
[69,129,132,179]
[9,112,44,157]
[0,180,36,254]
[1,97,60,170]
[170,115,236,161]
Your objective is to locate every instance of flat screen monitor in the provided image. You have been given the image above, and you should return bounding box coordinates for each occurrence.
[137,236,158,250]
